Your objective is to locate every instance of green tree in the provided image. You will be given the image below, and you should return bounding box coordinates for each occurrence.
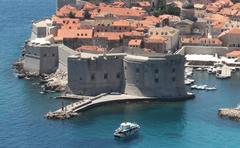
[68,11,76,18]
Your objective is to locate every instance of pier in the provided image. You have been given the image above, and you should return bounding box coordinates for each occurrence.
[45,93,194,120]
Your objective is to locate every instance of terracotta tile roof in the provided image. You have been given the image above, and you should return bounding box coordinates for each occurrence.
[112,20,130,27]
[56,29,93,40]
[226,50,240,57]
[112,2,126,7]
[52,15,81,29]
[205,14,229,22]
[145,36,167,43]
[77,45,105,53]
[97,5,146,18]
[56,5,78,17]
[83,2,97,10]
[128,39,142,46]
[227,28,240,34]
[94,32,124,40]
[211,21,225,29]
[181,37,222,45]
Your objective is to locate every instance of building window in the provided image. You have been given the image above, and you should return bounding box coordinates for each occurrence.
[104,73,108,79]
[172,68,175,73]
[85,33,87,36]
[52,54,55,56]
[91,74,95,80]
[155,78,159,83]
[43,54,47,57]
[81,33,83,36]
[116,73,121,79]
[80,77,82,80]
[136,68,139,73]
[77,33,79,36]
[155,69,159,74]
[172,77,175,82]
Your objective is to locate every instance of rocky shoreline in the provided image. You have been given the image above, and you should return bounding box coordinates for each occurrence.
[12,60,68,93]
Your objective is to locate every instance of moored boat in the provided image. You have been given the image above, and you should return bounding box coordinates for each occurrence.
[114,122,140,138]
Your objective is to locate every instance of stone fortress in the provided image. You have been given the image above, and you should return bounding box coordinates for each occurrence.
[20,0,200,100]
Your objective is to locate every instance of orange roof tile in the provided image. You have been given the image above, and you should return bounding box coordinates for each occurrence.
[77,45,105,52]
[128,39,142,46]
[145,36,167,43]
[94,32,124,40]
[98,5,146,18]
[56,29,93,40]
[226,50,240,57]
[112,20,130,27]
[83,2,97,10]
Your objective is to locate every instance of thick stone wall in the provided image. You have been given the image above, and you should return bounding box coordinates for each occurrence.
[124,54,187,99]
[68,54,125,96]
[58,44,77,71]
[23,44,59,74]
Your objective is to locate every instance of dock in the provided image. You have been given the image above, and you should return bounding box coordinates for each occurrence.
[45,93,195,120]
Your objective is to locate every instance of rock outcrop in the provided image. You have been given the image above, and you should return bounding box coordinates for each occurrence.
[218,108,240,121]
[41,69,68,92]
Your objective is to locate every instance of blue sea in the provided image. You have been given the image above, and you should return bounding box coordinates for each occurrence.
[1,0,240,147]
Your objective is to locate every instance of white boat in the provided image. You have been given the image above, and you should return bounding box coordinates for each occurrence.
[184,78,195,85]
[195,67,203,71]
[207,67,216,74]
[197,85,207,90]
[206,87,217,91]
[216,65,231,79]
[191,85,207,90]
[191,85,198,89]
[114,122,140,138]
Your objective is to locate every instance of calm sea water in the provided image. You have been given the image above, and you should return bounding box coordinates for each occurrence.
[1,0,240,147]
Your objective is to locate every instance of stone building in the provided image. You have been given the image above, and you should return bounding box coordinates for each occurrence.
[31,19,57,40]
[67,51,188,99]
[68,54,125,95]
[148,26,180,52]
[124,54,187,98]
[23,42,59,75]
[180,0,197,22]
[218,28,240,47]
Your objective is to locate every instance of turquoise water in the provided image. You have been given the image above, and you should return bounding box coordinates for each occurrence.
[1,0,240,147]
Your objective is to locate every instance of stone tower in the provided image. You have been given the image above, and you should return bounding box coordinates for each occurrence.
[180,0,197,21]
